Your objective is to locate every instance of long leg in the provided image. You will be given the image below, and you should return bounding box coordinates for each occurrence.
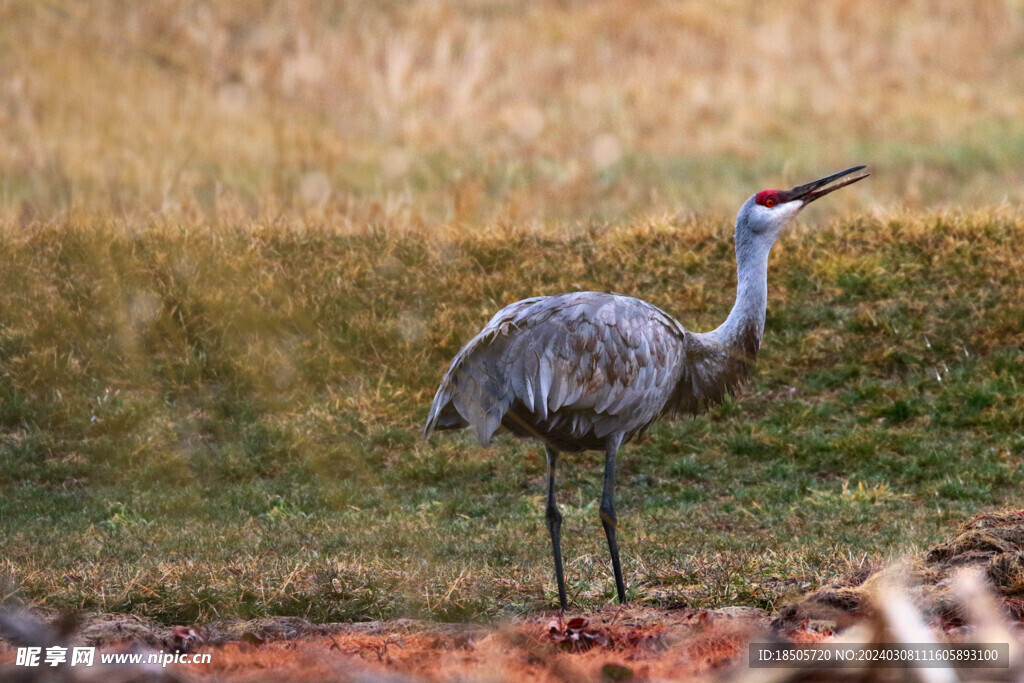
[545,446,568,610]
[600,440,627,603]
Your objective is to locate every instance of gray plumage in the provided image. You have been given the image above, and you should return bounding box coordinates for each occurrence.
[423,291,760,451]
[423,166,869,609]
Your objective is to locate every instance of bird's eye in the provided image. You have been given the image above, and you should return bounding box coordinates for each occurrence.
[765,197,777,208]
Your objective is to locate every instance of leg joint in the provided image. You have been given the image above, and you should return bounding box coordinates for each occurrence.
[599,498,615,518]
[546,504,562,524]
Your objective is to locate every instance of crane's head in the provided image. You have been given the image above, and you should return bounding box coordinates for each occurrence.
[735,165,869,258]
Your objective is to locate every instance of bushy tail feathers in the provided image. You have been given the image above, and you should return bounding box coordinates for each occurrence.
[423,351,511,445]
[423,384,456,438]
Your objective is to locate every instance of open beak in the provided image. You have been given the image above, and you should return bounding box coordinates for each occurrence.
[782,165,869,205]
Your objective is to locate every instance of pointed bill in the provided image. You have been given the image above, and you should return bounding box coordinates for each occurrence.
[781,165,869,205]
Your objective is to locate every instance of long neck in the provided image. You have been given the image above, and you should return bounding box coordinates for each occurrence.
[708,239,770,355]
[671,233,772,415]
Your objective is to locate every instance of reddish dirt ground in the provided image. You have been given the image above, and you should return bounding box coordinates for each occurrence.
[0,605,782,681]
[194,607,777,681]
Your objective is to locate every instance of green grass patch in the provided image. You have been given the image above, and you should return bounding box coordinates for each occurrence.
[1,213,1023,623]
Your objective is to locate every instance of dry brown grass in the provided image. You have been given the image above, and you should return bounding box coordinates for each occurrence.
[4,1,1024,226]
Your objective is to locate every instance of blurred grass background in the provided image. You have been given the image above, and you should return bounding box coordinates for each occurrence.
[1,1,1024,624]
[5,0,1024,225]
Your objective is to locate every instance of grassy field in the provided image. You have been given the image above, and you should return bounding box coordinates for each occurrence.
[2,1,1024,627]
[1,212,1023,624]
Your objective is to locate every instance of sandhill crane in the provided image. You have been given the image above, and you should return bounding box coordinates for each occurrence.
[424,166,869,609]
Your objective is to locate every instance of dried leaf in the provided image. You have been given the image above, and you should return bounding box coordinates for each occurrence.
[566,617,588,630]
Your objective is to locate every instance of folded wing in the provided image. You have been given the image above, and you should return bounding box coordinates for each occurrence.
[424,292,696,447]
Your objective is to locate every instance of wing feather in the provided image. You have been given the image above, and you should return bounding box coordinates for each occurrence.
[536,352,552,419]
[425,291,713,448]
